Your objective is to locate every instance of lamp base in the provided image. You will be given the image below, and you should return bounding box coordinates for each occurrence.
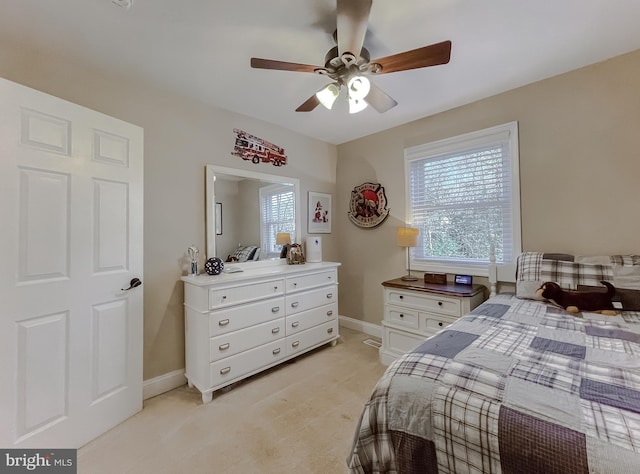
[401,274,418,281]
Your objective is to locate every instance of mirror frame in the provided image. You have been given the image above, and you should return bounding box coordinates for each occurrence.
[205,165,301,260]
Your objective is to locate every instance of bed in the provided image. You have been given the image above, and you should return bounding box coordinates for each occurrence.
[347,253,640,473]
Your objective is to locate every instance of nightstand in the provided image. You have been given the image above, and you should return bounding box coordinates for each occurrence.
[379,278,486,365]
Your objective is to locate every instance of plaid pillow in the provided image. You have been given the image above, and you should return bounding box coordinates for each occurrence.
[516,252,640,300]
[231,246,258,262]
[516,252,612,300]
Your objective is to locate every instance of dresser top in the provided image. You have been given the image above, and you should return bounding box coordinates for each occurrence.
[382,278,485,298]
[182,261,340,286]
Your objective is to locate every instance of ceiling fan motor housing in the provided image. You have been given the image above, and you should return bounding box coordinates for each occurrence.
[321,46,373,81]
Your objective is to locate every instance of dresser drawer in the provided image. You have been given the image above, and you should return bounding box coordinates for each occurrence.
[210,339,286,387]
[382,324,425,355]
[386,290,461,317]
[286,286,336,315]
[286,302,337,335]
[210,318,285,362]
[286,270,337,293]
[384,305,419,330]
[209,297,284,336]
[209,278,284,309]
[286,320,338,357]
[421,312,457,336]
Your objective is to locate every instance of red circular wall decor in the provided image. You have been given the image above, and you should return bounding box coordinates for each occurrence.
[347,182,390,228]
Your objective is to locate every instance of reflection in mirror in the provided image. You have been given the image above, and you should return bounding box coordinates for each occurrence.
[205,165,301,262]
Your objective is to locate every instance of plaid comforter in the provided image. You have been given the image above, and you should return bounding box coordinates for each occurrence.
[347,295,640,473]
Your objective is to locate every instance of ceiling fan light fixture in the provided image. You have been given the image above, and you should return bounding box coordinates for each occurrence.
[347,75,371,101]
[316,83,340,110]
[349,97,368,114]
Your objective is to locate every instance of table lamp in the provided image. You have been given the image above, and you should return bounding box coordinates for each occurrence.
[397,227,419,281]
[276,232,291,258]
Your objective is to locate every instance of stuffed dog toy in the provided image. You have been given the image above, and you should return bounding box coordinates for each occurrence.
[537,281,617,315]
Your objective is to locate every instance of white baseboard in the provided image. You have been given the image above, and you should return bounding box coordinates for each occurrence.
[143,369,187,400]
[338,315,381,339]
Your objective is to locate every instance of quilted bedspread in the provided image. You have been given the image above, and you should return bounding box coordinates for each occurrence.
[347,294,640,473]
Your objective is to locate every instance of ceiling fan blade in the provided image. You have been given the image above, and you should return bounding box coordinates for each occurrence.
[365,82,397,113]
[295,94,321,112]
[251,58,320,73]
[336,0,372,60]
[372,40,452,74]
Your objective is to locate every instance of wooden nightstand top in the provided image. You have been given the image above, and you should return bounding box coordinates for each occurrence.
[382,278,486,298]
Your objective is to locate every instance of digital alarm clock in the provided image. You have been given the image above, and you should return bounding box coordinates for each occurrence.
[454,274,473,285]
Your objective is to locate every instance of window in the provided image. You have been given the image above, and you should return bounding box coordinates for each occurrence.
[260,184,296,259]
[404,122,521,276]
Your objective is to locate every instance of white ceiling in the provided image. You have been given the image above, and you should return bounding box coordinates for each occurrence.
[2,0,640,144]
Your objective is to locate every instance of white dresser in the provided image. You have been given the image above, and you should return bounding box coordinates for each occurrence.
[380,278,486,365]
[182,261,340,403]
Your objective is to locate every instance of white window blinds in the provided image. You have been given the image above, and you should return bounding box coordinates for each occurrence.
[405,122,521,269]
[260,184,296,259]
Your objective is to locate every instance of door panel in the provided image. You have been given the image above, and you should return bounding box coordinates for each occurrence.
[0,77,143,448]
[92,300,128,401]
[18,167,71,281]
[17,312,68,438]
[93,178,129,272]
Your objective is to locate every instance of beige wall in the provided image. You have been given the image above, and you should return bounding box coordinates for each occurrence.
[336,49,640,326]
[0,39,338,380]
[3,34,639,378]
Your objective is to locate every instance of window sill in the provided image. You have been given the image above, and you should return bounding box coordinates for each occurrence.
[412,260,517,282]
[412,261,490,277]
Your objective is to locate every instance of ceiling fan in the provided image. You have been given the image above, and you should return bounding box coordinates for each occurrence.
[250,0,452,114]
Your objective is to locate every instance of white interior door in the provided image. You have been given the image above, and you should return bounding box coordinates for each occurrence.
[0,77,144,448]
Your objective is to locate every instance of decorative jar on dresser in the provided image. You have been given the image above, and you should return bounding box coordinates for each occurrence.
[182,261,340,403]
[380,278,486,365]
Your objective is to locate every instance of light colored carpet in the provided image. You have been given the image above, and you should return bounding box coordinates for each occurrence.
[78,327,386,473]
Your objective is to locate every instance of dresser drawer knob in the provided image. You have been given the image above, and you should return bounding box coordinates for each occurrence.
[326,293,333,299]
[293,282,297,286]
[327,327,334,334]
[219,319,230,327]
[291,321,299,328]
[271,306,280,313]
[399,295,404,299]
[292,341,300,348]
[291,302,299,308]
[218,343,230,351]
[222,295,227,300]
[399,314,404,318]
[326,310,333,316]
[274,285,279,291]
[272,327,280,334]
[272,348,281,355]
[220,367,231,375]
[438,301,443,306]
[438,322,443,327]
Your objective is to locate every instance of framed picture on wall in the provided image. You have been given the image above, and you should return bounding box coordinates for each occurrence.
[308,191,331,234]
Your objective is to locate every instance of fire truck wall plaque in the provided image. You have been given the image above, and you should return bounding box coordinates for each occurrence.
[347,182,390,228]
[231,129,288,167]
